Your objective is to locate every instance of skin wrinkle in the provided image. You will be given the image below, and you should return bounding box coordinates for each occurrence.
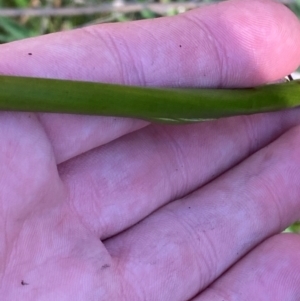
[252,171,284,232]
[239,115,266,157]
[122,22,151,86]
[191,119,248,179]
[188,188,239,265]
[187,7,244,87]
[108,34,137,86]
[75,27,125,83]
[193,234,300,301]
[102,30,126,85]
[264,127,300,225]
[0,214,20,287]
[121,34,145,86]
[117,210,201,300]
[173,205,220,287]
[0,117,57,214]
[57,164,92,233]
[117,269,137,301]
[177,14,221,87]
[107,197,219,300]
[213,173,275,246]
[139,18,175,86]
[183,14,225,88]
[238,132,300,231]
[153,125,190,198]
[195,289,229,301]
[252,111,297,153]
[202,286,237,301]
[62,167,106,237]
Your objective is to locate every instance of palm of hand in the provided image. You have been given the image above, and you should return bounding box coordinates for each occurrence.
[1,111,300,301]
[1,0,300,299]
[1,113,125,299]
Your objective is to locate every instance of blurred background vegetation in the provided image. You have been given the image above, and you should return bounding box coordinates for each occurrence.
[0,0,299,43]
[0,0,299,234]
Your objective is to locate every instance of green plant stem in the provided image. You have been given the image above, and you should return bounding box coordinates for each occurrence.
[0,75,300,123]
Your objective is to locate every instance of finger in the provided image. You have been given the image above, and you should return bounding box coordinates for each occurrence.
[60,108,300,239]
[103,124,300,301]
[1,0,299,163]
[0,0,299,87]
[193,234,300,301]
[37,114,148,164]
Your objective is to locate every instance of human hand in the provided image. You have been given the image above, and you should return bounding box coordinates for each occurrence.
[1,0,300,300]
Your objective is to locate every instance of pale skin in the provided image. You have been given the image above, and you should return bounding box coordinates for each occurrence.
[1,0,300,299]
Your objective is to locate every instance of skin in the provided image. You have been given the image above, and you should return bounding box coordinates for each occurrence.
[0,0,300,299]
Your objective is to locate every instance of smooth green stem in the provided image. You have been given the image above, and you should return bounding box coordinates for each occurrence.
[0,75,300,123]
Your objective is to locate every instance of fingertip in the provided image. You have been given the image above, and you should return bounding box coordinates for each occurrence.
[181,0,300,87]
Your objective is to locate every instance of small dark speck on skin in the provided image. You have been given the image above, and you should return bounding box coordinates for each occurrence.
[28,53,32,56]
[188,207,191,209]
[101,264,110,269]
[179,45,182,48]
[21,280,29,286]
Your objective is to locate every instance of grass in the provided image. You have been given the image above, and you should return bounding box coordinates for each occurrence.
[0,0,189,42]
[0,0,299,43]
[0,0,299,234]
